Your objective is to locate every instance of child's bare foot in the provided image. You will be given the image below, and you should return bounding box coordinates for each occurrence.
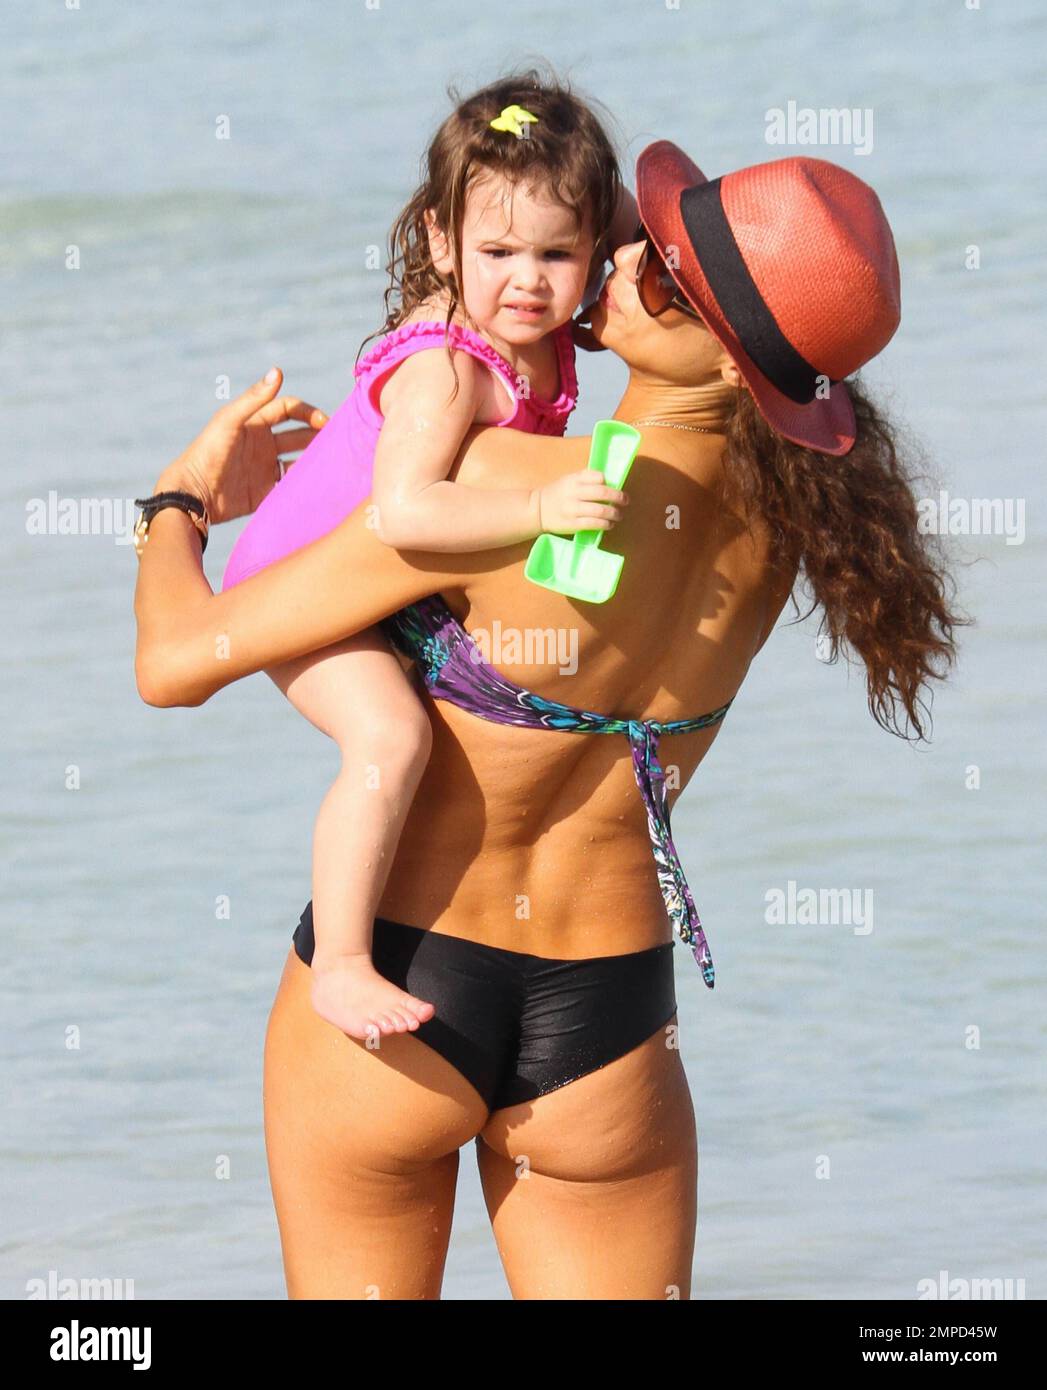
[309,952,435,1041]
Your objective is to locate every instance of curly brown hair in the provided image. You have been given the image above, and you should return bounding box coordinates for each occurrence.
[721,379,972,742]
[358,65,622,375]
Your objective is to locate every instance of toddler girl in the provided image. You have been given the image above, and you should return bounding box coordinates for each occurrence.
[222,73,635,1040]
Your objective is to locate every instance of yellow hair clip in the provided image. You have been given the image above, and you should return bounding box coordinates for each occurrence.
[489,104,539,138]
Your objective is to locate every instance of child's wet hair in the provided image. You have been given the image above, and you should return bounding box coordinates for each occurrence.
[360,65,623,363]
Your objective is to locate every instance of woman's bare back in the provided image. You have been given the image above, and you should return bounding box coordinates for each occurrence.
[378,428,797,956]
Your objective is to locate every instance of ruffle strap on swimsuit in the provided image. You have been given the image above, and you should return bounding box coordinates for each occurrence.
[380,595,734,987]
[353,319,579,437]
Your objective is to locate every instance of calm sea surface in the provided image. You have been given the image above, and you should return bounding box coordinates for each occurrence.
[3,0,1044,1298]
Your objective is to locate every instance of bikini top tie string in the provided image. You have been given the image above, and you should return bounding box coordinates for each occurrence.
[623,718,716,987]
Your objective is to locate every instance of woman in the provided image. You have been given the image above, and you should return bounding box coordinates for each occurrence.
[133,144,964,1298]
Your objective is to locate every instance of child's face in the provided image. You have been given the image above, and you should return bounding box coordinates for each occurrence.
[435,170,596,346]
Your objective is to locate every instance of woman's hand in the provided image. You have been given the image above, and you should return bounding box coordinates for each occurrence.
[155,368,328,524]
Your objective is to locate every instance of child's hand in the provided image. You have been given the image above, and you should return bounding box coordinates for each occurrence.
[573,187,640,355]
[606,186,641,256]
[535,470,629,536]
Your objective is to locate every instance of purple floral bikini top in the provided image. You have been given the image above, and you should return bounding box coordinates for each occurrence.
[380,595,734,988]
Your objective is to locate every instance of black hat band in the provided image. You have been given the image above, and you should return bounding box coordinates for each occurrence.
[678,179,831,404]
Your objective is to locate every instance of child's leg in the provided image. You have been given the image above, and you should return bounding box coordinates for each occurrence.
[264,629,434,1040]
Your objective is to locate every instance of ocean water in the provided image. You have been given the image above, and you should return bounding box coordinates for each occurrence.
[3,0,1044,1300]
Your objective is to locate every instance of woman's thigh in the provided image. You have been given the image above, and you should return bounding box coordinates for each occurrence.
[263,948,489,1299]
[476,1015,698,1300]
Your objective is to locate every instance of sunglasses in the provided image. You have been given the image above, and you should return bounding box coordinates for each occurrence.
[633,221,702,320]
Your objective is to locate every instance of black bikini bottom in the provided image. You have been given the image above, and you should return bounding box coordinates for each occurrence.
[292,905,678,1114]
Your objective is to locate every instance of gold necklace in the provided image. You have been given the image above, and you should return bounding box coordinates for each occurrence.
[629,417,719,435]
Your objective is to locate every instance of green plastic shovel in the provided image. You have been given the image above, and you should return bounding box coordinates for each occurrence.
[524,420,641,603]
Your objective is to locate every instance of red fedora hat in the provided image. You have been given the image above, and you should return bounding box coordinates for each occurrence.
[635,142,901,455]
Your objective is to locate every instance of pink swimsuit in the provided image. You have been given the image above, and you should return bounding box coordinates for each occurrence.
[221,319,578,591]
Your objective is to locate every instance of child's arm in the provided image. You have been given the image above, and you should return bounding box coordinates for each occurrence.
[371,347,537,550]
[372,346,608,552]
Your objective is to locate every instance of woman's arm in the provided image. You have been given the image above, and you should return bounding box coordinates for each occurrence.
[135,494,484,708]
[134,378,596,708]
